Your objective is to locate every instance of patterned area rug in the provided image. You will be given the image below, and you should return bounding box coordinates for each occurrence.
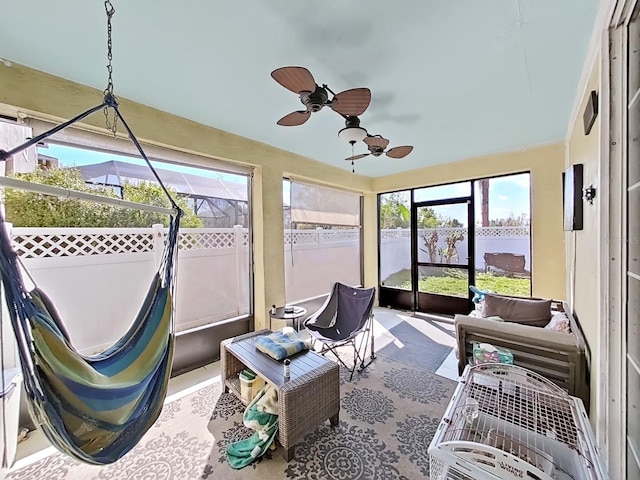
[206,356,456,479]
[6,381,223,480]
[8,357,456,479]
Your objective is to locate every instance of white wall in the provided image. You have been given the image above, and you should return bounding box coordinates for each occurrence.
[380,236,411,282]
[285,243,360,302]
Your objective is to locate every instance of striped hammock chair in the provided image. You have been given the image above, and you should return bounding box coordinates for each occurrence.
[0,96,183,464]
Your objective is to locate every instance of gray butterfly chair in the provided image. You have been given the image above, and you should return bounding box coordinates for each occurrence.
[304,282,376,380]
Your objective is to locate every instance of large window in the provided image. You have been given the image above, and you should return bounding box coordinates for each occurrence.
[0,120,252,355]
[379,190,411,289]
[378,173,531,314]
[473,173,531,296]
[283,179,362,303]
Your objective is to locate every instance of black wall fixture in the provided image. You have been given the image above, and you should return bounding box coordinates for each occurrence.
[583,90,598,135]
[563,163,584,231]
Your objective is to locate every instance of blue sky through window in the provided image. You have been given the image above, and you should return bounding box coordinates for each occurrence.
[381,173,530,225]
[41,143,245,184]
[478,173,530,224]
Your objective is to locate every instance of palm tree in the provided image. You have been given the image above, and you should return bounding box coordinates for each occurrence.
[479,179,489,227]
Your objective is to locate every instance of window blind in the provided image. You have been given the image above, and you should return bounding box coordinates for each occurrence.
[290,180,361,226]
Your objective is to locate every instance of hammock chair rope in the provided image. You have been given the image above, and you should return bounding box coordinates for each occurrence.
[0,0,184,465]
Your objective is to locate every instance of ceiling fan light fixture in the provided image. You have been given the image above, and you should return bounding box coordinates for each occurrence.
[338,126,367,144]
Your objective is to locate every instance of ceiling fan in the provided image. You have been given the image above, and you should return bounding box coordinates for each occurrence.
[271,66,371,126]
[345,134,414,172]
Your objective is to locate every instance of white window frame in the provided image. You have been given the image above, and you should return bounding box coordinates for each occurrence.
[603,0,639,478]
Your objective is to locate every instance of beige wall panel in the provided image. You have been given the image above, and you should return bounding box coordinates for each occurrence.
[565,54,601,418]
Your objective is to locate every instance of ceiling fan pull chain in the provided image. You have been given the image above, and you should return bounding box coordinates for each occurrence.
[351,144,355,173]
[103,0,118,137]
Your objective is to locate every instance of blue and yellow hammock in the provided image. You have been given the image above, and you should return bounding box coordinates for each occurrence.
[0,96,182,465]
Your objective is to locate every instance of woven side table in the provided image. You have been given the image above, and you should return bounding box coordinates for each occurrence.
[221,330,340,460]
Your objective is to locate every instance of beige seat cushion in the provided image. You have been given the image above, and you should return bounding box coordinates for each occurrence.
[481,294,552,327]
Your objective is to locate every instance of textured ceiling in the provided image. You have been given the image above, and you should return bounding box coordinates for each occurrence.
[0,1,597,177]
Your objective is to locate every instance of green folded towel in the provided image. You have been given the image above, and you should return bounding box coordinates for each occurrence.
[227,384,279,469]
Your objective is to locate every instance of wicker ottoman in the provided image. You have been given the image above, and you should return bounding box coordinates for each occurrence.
[221,330,340,460]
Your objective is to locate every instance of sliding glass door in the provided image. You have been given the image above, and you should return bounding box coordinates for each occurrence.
[413,201,473,315]
[378,191,413,310]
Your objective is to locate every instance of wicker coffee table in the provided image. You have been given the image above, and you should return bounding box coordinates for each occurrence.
[221,330,340,461]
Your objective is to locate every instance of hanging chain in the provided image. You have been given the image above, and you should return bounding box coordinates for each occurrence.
[351,143,355,173]
[103,0,118,136]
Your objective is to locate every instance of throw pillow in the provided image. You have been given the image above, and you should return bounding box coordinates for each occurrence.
[254,330,310,361]
[481,294,552,327]
[544,312,572,333]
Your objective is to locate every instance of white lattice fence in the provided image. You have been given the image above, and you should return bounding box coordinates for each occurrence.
[11,228,155,259]
[475,226,529,237]
[179,230,235,250]
[382,226,529,241]
[285,231,319,245]
[10,226,249,258]
[417,226,529,238]
[320,230,359,243]
[380,229,411,239]
[285,229,361,246]
[380,229,403,240]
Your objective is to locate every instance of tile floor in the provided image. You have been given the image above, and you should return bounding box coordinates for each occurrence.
[371,307,459,380]
[11,307,460,471]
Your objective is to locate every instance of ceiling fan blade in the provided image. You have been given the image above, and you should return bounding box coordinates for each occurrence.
[364,135,390,149]
[271,66,316,94]
[345,153,370,161]
[277,111,311,126]
[331,88,372,116]
[386,146,414,159]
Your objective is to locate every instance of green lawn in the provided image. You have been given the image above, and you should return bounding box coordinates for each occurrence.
[382,269,531,297]
[474,274,531,296]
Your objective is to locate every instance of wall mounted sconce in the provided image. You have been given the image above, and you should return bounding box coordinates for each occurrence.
[583,185,597,205]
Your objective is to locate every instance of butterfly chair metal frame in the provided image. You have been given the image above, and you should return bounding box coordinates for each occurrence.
[304,282,376,381]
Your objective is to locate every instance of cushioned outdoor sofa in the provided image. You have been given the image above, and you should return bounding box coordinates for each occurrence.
[454,295,591,410]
